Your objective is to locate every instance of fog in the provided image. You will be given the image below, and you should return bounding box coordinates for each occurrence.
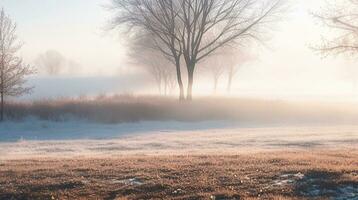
[1,0,358,101]
[2,2,358,199]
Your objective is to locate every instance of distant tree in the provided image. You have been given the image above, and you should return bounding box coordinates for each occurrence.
[111,0,283,100]
[111,0,186,100]
[226,49,254,93]
[135,50,176,95]
[314,0,358,56]
[129,34,177,95]
[35,50,65,75]
[202,53,226,94]
[66,59,82,75]
[177,0,283,100]
[202,46,254,94]
[313,1,358,95]
[0,9,34,121]
[164,65,178,95]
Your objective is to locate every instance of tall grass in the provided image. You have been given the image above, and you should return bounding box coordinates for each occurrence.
[5,95,358,124]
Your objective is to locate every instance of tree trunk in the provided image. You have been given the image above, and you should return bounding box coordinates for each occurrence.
[187,67,194,101]
[0,67,3,122]
[175,59,185,101]
[158,82,162,95]
[227,67,234,93]
[164,80,168,96]
[214,78,218,94]
[0,92,4,122]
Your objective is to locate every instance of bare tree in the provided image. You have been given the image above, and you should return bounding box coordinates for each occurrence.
[110,0,185,100]
[202,53,226,93]
[162,67,177,95]
[132,47,177,95]
[178,0,283,100]
[35,50,65,75]
[111,0,283,100]
[227,59,239,93]
[0,9,34,121]
[129,34,177,95]
[226,49,253,93]
[313,1,358,96]
[66,59,82,75]
[313,0,358,56]
[202,48,253,94]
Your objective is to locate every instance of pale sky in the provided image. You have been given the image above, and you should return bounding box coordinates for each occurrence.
[1,0,358,100]
[1,0,127,76]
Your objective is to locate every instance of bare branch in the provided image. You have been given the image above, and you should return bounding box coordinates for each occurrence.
[0,8,35,97]
[313,0,358,57]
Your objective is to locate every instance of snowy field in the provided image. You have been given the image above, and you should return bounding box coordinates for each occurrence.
[0,120,357,160]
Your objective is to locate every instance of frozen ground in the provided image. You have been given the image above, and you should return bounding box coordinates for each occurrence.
[0,118,242,141]
[0,119,357,159]
[0,120,357,199]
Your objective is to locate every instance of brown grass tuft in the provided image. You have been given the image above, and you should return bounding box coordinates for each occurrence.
[5,95,358,124]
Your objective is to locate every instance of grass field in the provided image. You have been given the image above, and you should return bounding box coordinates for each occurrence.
[0,125,357,199]
[1,97,358,199]
[1,150,357,200]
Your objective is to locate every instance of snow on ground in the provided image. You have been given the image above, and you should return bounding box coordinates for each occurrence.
[0,119,357,160]
[0,118,242,142]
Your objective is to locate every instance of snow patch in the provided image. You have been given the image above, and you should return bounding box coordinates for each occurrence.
[112,178,144,186]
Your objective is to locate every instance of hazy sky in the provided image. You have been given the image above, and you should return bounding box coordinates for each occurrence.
[1,0,358,99]
[1,0,127,76]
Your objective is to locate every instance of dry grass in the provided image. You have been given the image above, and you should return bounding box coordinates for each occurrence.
[0,150,357,200]
[5,95,358,124]
[2,125,357,159]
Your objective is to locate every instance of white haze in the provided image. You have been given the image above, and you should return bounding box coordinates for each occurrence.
[2,0,358,101]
